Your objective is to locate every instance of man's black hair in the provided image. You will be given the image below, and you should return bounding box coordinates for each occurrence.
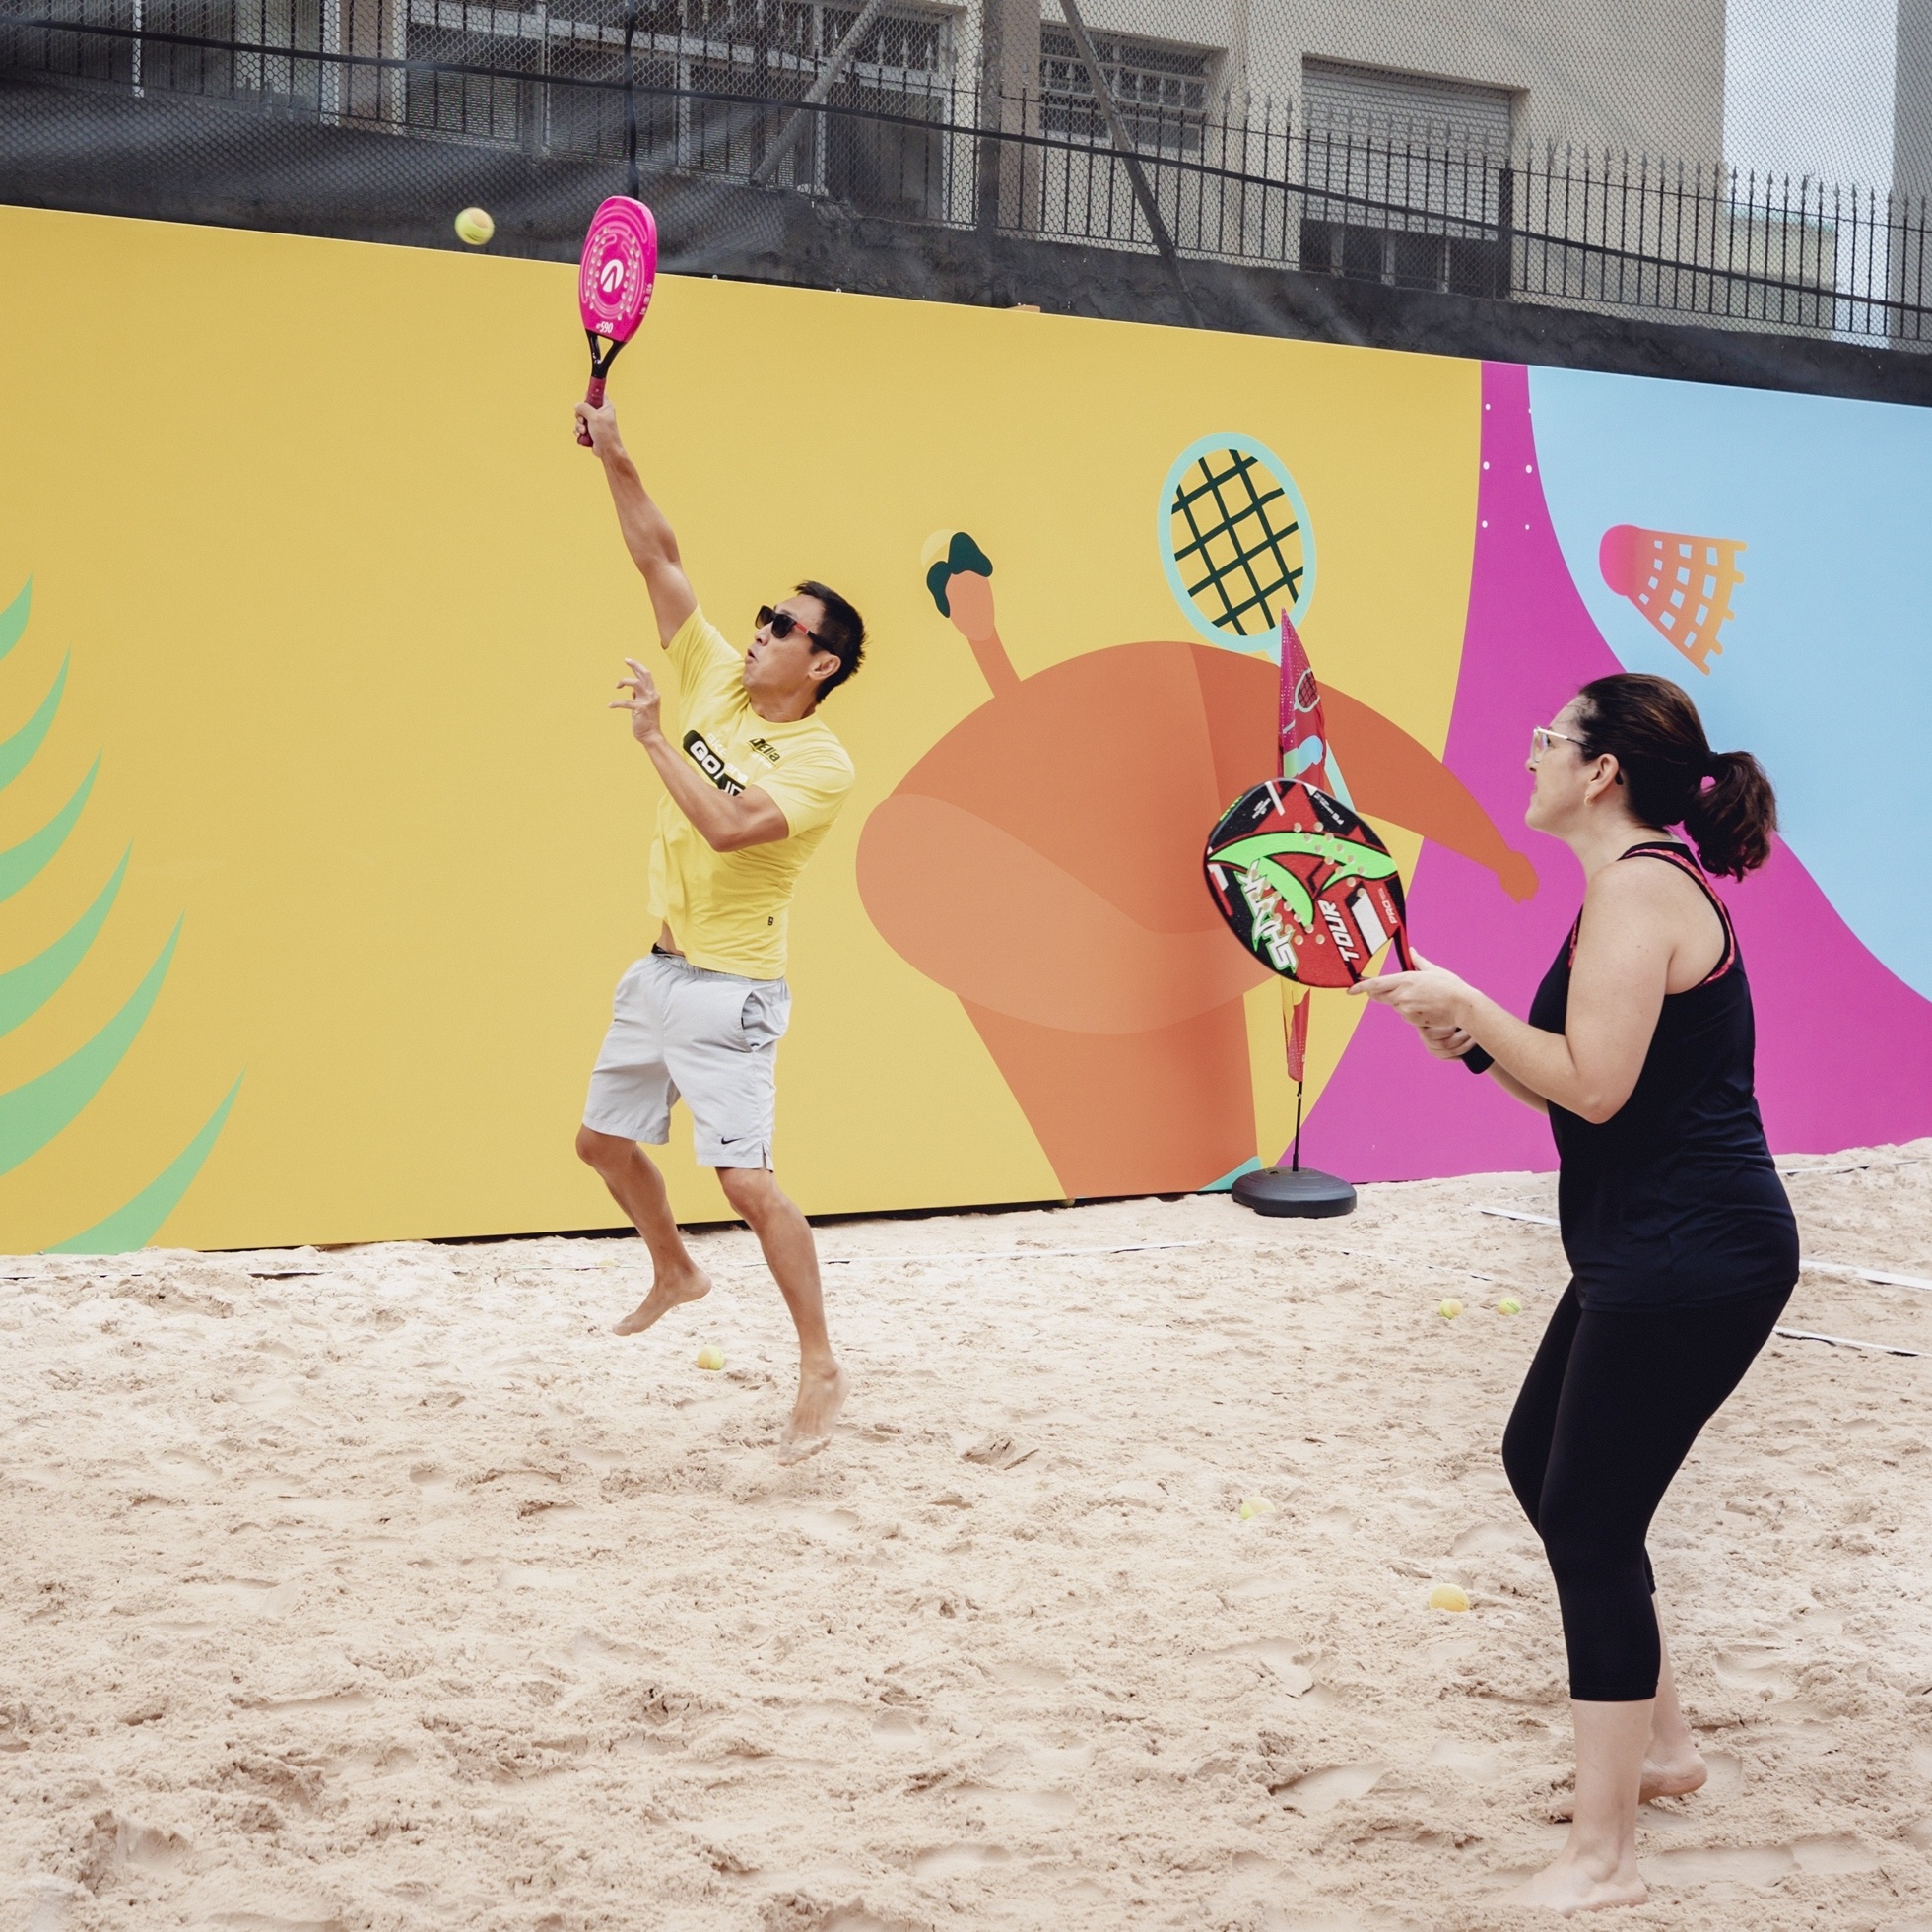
[796,580,866,700]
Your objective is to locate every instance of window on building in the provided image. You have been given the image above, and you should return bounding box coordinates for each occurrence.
[1300,57,1512,153]
[394,0,952,214]
[1039,25,1217,155]
[1299,57,1516,298]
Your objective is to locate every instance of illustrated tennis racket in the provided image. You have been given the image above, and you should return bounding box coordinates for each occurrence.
[1159,433,1315,648]
[573,195,658,447]
[1203,777,1415,988]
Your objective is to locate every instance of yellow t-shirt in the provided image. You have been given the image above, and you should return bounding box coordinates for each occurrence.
[646,607,855,978]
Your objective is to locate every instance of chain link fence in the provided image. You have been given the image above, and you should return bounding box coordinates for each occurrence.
[2,0,1927,348]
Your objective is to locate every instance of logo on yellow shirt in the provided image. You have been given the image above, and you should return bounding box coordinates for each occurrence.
[683,728,746,796]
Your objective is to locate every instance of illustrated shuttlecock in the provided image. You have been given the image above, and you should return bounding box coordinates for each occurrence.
[1598,524,1744,675]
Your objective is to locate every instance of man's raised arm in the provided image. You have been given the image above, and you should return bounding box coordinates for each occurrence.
[574,399,698,646]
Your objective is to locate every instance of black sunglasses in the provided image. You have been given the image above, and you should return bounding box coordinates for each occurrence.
[757,604,826,647]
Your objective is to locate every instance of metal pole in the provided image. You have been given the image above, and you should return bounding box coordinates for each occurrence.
[752,0,892,188]
[623,0,638,198]
[1055,0,1204,326]
[975,0,1005,232]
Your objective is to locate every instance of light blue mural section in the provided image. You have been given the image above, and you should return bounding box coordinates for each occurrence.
[1528,366,1932,999]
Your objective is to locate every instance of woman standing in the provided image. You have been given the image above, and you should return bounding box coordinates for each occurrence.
[1357,673,1797,1915]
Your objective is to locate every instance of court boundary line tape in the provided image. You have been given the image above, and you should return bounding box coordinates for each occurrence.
[1774,1326,1921,1358]
[1476,1207,1932,1293]
[1801,1261,1932,1292]
[821,1240,1213,1266]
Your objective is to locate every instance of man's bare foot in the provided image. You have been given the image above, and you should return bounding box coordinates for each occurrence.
[612,1264,711,1336]
[1501,1850,1647,1915]
[778,1360,848,1464]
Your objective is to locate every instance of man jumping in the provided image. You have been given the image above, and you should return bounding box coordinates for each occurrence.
[573,396,862,1461]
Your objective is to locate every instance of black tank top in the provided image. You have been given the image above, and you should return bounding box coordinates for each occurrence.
[1527,841,1798,1311]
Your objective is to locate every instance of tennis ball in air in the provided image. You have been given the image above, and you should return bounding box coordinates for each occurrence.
[695,1345,725,1371]
[1238,1495,1277,1521]
[1437,1298,1464,1320]
[1497,1297,1523,1316]
[1429,1583,1471,1613]
[454,206,495,247]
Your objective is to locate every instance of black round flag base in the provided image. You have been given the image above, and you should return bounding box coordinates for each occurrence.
[1231,1165,1358,1218]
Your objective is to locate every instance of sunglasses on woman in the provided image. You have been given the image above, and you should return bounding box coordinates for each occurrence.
[1530,724,1584,762]
[757,604,826,646]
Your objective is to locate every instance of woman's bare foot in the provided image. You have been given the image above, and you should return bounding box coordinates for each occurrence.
[612,1264,711,1335]
[778,1360,848,1463]
[1501,1848,1647,1915]
[1547,1749,1707,1821]
[1638,1751,1706,1803]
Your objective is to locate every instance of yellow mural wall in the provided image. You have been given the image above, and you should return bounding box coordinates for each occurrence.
[0,205,1480,1249]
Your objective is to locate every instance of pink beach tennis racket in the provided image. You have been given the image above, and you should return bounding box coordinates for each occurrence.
[573,195,658,446]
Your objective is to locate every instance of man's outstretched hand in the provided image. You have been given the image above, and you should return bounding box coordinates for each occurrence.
[611,658,664,746]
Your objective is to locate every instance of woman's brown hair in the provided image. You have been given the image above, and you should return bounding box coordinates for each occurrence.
[1571,673,1778,879]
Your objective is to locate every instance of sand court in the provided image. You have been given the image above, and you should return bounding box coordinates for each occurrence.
[2,1145,1929,1930]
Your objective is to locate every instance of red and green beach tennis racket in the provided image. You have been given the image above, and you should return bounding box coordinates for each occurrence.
[1204,777,1415,987]
[573,195,658,446]
[1203,613,1414,988]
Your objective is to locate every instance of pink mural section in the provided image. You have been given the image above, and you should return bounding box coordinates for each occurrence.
[1307,362,1932,1179]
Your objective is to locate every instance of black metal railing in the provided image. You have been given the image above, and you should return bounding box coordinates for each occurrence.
[4,1,1928,346]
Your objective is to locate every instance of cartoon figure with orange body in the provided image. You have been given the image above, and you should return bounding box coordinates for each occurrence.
[857,534,1537,1198]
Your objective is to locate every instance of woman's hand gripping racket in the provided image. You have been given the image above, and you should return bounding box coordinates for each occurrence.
[573,195,658,446]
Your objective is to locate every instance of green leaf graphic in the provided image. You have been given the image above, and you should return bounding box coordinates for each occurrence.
[0,579,29,664]
[0,758,98,905]
[0,848,128,1041]
[0,655,67,792]
[0,568,231,1248]
[0,918,179,1177]
[45,1075,242,1254]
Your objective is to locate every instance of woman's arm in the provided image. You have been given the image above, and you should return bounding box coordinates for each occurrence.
[1359,863,1676,1122]
[1420,1024,1548,1115]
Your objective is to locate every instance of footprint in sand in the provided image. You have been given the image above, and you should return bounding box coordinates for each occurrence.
[1450,1521,1527,1557]
[1258,1908,1374,1931]
[1698,1749,1745,1801]
[1790,1832,1882,1874]
[1280,1763,1388,1814]
[1712,1643,1796,1698]
[988,1661,1066,1690]
[1428,1738,1512,1783]
[912,1843,1011,1879]
[1639,1842,1794,1887]
[1198,1640,1317,1697]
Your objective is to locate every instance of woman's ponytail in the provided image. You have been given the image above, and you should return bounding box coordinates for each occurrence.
[1572,673,1779,879]
[1683,748,1778,879]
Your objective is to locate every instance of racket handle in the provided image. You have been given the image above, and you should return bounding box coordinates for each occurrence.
[575,375,607,447]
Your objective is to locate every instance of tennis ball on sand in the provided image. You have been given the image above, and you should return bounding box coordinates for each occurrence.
[1497,1297,1523,1316]
[1429,1583,1472,1613]
[1437,1298,1464,1319]
[695,1346,725,1371]
[1238,1496,1277,1520]
[454,206,495,246]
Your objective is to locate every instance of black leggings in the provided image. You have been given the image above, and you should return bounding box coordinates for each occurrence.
[1500,1280,1789,1702]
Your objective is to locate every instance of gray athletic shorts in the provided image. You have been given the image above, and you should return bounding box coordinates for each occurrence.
[582,951,792,1169]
